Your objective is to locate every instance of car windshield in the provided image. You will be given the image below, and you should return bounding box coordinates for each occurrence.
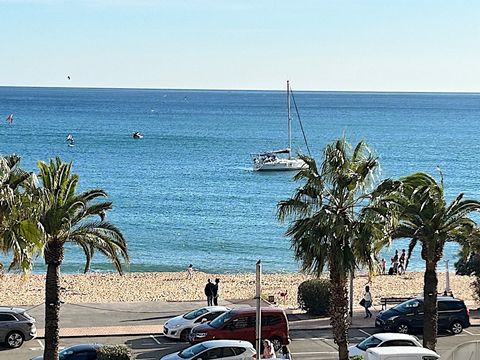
[183,308,208,320]
[357,336,382,351]
[392,299,421,314]
[209,311,234,329]
[178,343,208,358]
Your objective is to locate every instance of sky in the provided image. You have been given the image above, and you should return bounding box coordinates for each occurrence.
[1,0,479,92]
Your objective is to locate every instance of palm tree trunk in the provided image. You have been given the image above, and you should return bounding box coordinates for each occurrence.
[329,265,349,360]
[423,259,438,351]
[43,243,63,360]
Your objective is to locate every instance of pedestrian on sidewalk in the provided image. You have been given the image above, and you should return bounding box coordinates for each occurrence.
[363,285,373,318]
[262,339,275,359]
[280,345,292,359]
[204,279,214,306]
[212,278,220,306]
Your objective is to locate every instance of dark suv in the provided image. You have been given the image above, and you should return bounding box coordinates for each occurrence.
[375,296,470,335]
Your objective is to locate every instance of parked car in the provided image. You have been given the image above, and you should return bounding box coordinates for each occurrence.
[348,333,422,357]
[364,346,439,360]
[31,343,100,360]
[189,307,290,351]
[375,296,470,334]
[0,307,37,348]
[160,339,256,360]
[164,306,230,341]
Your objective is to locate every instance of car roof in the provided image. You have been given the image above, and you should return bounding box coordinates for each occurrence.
[367,346,438,356]
[202,306,230,312]
[200,340,254,349]
[62,344,101,352]
[229,307,285,314]
[371,333,419,341]
[0,307,26,313]
[413,296,464,302]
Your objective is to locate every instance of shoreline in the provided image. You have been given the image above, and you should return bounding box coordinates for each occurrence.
[1,271,477,309]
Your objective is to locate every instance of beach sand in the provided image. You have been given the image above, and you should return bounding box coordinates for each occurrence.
[1,271,477,309]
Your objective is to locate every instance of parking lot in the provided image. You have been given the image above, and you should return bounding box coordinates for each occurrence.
[3,327,480,360]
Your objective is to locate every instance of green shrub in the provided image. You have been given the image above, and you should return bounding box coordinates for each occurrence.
[97,344,135,360]
[297,279,330,316]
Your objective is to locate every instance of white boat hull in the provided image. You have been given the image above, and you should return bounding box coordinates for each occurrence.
[253,157,306,171]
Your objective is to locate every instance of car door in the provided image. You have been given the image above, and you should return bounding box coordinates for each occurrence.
[0,313,17,340]
[227,315,255,343]
[408,300,424,329]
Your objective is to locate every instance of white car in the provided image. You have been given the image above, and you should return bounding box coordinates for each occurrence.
[163,306,229,341]
[348,333,422,358]
[160,339,256,360]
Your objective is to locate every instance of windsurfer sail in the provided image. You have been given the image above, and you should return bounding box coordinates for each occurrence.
[5,114,13,123]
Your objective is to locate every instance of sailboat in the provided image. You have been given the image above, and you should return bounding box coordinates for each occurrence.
[252,81,309,171]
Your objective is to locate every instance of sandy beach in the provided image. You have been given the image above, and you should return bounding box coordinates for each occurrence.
[1,271,478,309]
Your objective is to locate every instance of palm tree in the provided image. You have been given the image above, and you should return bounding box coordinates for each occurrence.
[0,154,43,272]
[37,157,129,360]
[371,172,480,350]
[277,138,380,360]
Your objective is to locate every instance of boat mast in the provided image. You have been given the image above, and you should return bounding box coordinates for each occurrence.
[287,80,292,159]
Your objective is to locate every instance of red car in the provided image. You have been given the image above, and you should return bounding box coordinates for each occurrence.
[189,307,290,351]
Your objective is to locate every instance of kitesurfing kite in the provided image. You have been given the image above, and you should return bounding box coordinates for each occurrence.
[5,114,13,123]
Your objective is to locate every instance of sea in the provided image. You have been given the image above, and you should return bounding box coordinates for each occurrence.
[0,86,479,274]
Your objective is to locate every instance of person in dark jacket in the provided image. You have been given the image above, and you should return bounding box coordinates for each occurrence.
[212,278,220,305]
[204,279,214,306]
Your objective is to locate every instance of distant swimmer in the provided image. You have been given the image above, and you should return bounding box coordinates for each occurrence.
[132,131,143,139]
[67,75,71,80]
[5,114,13,123]
[66,134,75,146]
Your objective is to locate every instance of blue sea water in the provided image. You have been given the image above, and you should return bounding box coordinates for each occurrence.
[0,87,480,274]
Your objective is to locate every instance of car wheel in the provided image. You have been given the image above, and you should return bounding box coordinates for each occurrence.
[395,323,410,334]
[180,329,191,342]
[6,331,24,348]
[270,337,282,352]
[450,321,463,335]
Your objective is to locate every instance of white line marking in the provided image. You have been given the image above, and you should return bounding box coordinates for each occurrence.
[150,334,162,345]
[292,351,338,355]
[359,329,372,337]
[37,339,44,350]
[293,337,326,341]
[464,329,475,335]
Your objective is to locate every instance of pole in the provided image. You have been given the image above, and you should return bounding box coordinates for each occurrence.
[255,260,262,358]
[287,80,291,159]
[445,260,450,295]
[349,270,354,318]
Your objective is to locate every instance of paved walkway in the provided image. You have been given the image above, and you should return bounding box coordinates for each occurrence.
[19,299,480,339]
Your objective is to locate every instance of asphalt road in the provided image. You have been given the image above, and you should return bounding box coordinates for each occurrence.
[2,327,480,360]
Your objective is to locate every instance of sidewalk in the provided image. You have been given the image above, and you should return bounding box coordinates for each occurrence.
[21,300,480,339]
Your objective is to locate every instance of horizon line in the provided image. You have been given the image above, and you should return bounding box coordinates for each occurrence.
[1,84,480,95]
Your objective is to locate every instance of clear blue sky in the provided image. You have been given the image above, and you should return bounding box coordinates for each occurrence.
[1,0,479,91]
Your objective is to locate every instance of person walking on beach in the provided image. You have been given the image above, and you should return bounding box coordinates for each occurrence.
[204,279,214,306]
[212,278,220,306]
[398,249,406,275]
[392,250,399,274]
[186,264,194,279]
[381,258,386,275]
[363,286,373,318]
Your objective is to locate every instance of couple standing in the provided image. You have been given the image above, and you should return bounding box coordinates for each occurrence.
[205,278,220,306]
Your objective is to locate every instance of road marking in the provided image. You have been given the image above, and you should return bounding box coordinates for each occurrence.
[359,329,371,337]
[464,329,475,335]
[37,339,44,350]
[292,351,338,355]
[150,334,162,345]
[294,337,326,341]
